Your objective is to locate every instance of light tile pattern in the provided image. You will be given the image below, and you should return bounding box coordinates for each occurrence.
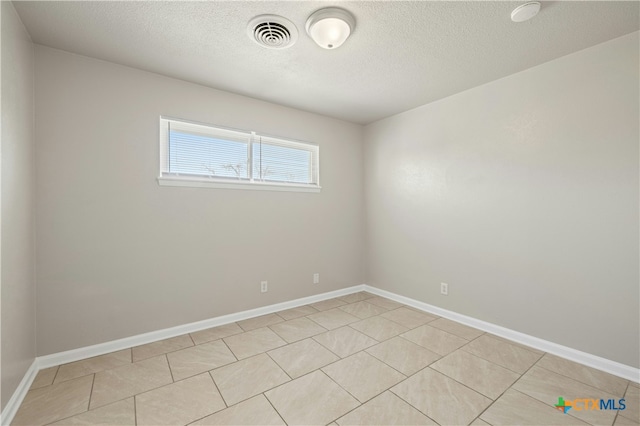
[430,350,520,399]
[13,294,636,426]
[338,301,388,319]
[223,327,286,359]
[237,313,284,331]
[401,324,468,355]
[621,384,640,422]
[391,368,492,425]
[310,298,347,311]
[90,355,173,409]
[166,340,236,381]
[337,391,436,425]
[51,398,135,425]
[488,333,545,354]
[366,336,441,375]
[381,307,438,329]
[268,338,339,378]
[349,316,409,341]
[366,296,404,310]
[268,317,327,343]
[313,326,378,358]
[189,323,244,345]
[322,352,405,402]
[210,353,289,406]
[54,349,131,384]
[615,414,640,426]
[462,334,542,373]
[265,371,359,425]
[13,375,94,425]
[480,389,589,425]
[307,308,360,330]
[192,395,285,425]
[337,292,375,304]
[428,317,484,340]
[276,305,318,321]
[132,334,194,362]
[135,373,225,425]
[30,367,58,390]
[512,365,618,425]
[536,353,629,397]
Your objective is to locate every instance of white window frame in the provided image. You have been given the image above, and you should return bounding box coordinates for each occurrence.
[157,117,321,193]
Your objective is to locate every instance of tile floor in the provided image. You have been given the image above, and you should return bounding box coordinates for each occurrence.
[12,292,640,426]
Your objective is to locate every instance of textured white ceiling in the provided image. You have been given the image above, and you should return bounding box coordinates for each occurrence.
[14,1,639,124]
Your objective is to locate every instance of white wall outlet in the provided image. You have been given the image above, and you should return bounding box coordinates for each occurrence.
[313,273,320,284]
[261,281,268,293]
[440,282,448,296]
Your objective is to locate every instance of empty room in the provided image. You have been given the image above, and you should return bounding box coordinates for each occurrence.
[1,1,638,425]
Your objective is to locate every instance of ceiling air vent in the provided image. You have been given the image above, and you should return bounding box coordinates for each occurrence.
[247,15,298,49]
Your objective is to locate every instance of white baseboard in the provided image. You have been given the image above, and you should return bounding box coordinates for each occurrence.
[1,359,38,426]
[38,284,366,369]
[363,285,640,383]
[2,285,364,425]
[4,282,638,425]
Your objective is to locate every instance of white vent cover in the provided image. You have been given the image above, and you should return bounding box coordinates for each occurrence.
[248,15,298,49]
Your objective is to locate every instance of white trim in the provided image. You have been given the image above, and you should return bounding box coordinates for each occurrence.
[157,176,321,193]
[5,283,638,426]
[1,359,39,426]
[363,285,640,383]
[7,288,365,425]
[38,285,364,368]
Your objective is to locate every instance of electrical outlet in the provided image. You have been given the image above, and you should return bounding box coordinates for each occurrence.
[313,273,320,284]
[261,281,268,293]
[440,282,448,296]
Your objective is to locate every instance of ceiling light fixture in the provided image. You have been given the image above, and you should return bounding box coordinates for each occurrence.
[305,7,355,49]
[511,2,541,22]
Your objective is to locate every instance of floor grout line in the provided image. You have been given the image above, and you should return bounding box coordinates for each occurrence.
[14,295,627,426]
[265,351,294,381]
[208,370,230,408]
[165,354,176,383]
[263,392,289,425]
[86,373,96,411]
[49,365,61,386]
[387,383,443,426]
[458,340,538,376]
[133,393,138,426]
[532,357,630,397]
[219,336,239,362]
[497,361,611,426]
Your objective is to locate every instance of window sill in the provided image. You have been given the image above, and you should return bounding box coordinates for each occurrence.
[157,176,321,193]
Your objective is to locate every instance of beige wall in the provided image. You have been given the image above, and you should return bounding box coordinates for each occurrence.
[364,32,639,368]
[1,1,36,410]
[11,16,638,376]
[34,46,364,355]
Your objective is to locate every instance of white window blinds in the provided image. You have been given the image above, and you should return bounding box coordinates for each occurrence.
[158,117,320,192]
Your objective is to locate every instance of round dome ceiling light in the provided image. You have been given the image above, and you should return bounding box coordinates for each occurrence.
[511,2,541,22]
[305,7,355,49]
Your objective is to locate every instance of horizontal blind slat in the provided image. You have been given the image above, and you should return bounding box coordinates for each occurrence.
[160,118,319,187]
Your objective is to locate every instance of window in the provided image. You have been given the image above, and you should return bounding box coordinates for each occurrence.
[158,117,320,192]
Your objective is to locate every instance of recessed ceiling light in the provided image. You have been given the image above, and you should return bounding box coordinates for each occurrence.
[511,2,541,23]
[305,7,355,49]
